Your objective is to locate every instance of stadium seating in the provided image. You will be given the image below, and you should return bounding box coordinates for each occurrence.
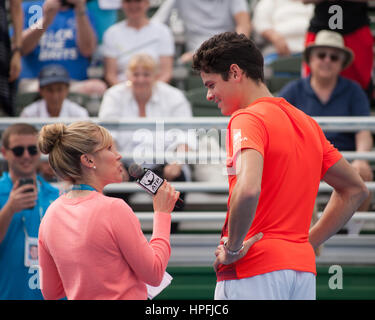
[265,55,302,94]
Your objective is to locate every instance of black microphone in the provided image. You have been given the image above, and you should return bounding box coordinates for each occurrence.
[128,163,184,208]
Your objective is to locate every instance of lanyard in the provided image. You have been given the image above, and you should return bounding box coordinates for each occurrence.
[71,184,97,192]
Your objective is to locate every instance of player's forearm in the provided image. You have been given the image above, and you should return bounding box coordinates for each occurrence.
[227,186,260,251]
[309,186,368,248]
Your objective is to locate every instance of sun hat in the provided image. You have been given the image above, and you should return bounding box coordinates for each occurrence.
[303,30,354,69]
[38,64,70,87]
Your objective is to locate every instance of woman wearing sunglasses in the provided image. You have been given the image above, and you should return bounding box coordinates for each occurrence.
[36,121,179,299]
[0,123,60,299]
[279,30,373,233]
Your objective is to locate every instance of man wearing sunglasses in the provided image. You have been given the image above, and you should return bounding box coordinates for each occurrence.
[0,123,59,299]
[279,30,373,234]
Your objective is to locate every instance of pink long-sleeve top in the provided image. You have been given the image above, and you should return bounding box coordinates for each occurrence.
[38,191,171,300]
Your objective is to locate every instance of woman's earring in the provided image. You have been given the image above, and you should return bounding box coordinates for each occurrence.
[93,166,97,169]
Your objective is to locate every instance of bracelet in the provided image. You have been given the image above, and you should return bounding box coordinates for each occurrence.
[223,240,244,256]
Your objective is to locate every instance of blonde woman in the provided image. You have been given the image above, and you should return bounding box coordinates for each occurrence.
[37,121,179,300]
[99,53,192,184]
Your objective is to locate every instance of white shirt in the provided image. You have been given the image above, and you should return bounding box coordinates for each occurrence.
[253,0,314,55]
[102,20,175,81]
[153,0,249,52]
[20,99,89,118]
[98,81,193,166]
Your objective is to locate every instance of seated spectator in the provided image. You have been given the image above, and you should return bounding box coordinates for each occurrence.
[152,0,251,63]
[0,123,60,299]
[20,64,89,118]
[0,0,22,116]
[252,0,314,65]
[302,0,373,99]
[279,30,373,231]
[99,53,192,182]
[99,53,192,231]
[20,64,89,182]
[102,0,174,87]
[19,0,107,96]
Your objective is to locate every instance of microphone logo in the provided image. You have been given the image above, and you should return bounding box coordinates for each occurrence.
[129,163,184,209]
[139,169,164,194]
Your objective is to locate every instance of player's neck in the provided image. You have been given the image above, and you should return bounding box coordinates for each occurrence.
[240,80,273,109]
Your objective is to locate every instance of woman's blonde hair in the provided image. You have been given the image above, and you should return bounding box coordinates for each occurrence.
[38,121,112,183]
[126,53,158,75]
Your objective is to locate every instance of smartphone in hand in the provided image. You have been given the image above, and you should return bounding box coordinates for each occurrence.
[18,178,35,209]
[19,178,34,192]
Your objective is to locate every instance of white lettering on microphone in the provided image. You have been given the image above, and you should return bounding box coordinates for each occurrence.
[139,170,163,194]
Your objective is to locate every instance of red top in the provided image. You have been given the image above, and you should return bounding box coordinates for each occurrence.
[217,97,342,281]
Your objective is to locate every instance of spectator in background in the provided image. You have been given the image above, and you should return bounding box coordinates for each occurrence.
[0,123,59,299]
[20,64,89,182]
[19,0,107,96]
[302,0,373,100]
[279,30,373,232]
[252,0,314,65]
[99,53,192,184]
[20,64,89,118]
[0,0,23,116]
[99,53,192,232]
[102,0,174,87]
[152,0,252,64]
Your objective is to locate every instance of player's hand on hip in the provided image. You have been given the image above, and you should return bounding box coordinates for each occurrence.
[213,232,263,272]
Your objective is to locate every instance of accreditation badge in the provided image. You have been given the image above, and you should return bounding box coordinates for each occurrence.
[24,236,39,267]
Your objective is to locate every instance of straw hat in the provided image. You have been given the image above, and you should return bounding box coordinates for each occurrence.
[303,30,354,69]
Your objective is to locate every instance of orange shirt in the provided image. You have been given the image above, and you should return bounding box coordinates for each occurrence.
[217,97,342,281]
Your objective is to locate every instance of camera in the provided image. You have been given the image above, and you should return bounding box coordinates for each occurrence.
[60,0,74,8]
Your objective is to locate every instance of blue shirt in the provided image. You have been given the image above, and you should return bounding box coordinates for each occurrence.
[0,173,59,300]
[20,1,96,80]
[279,76,370,151]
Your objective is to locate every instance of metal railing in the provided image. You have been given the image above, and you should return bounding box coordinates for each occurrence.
[2,117,375,163]
[1,116,375,131]
[101,181,375,193]
[2,150,375,163]
[135,210,375,223]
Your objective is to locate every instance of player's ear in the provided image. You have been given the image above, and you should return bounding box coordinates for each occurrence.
[229,64,243,82]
